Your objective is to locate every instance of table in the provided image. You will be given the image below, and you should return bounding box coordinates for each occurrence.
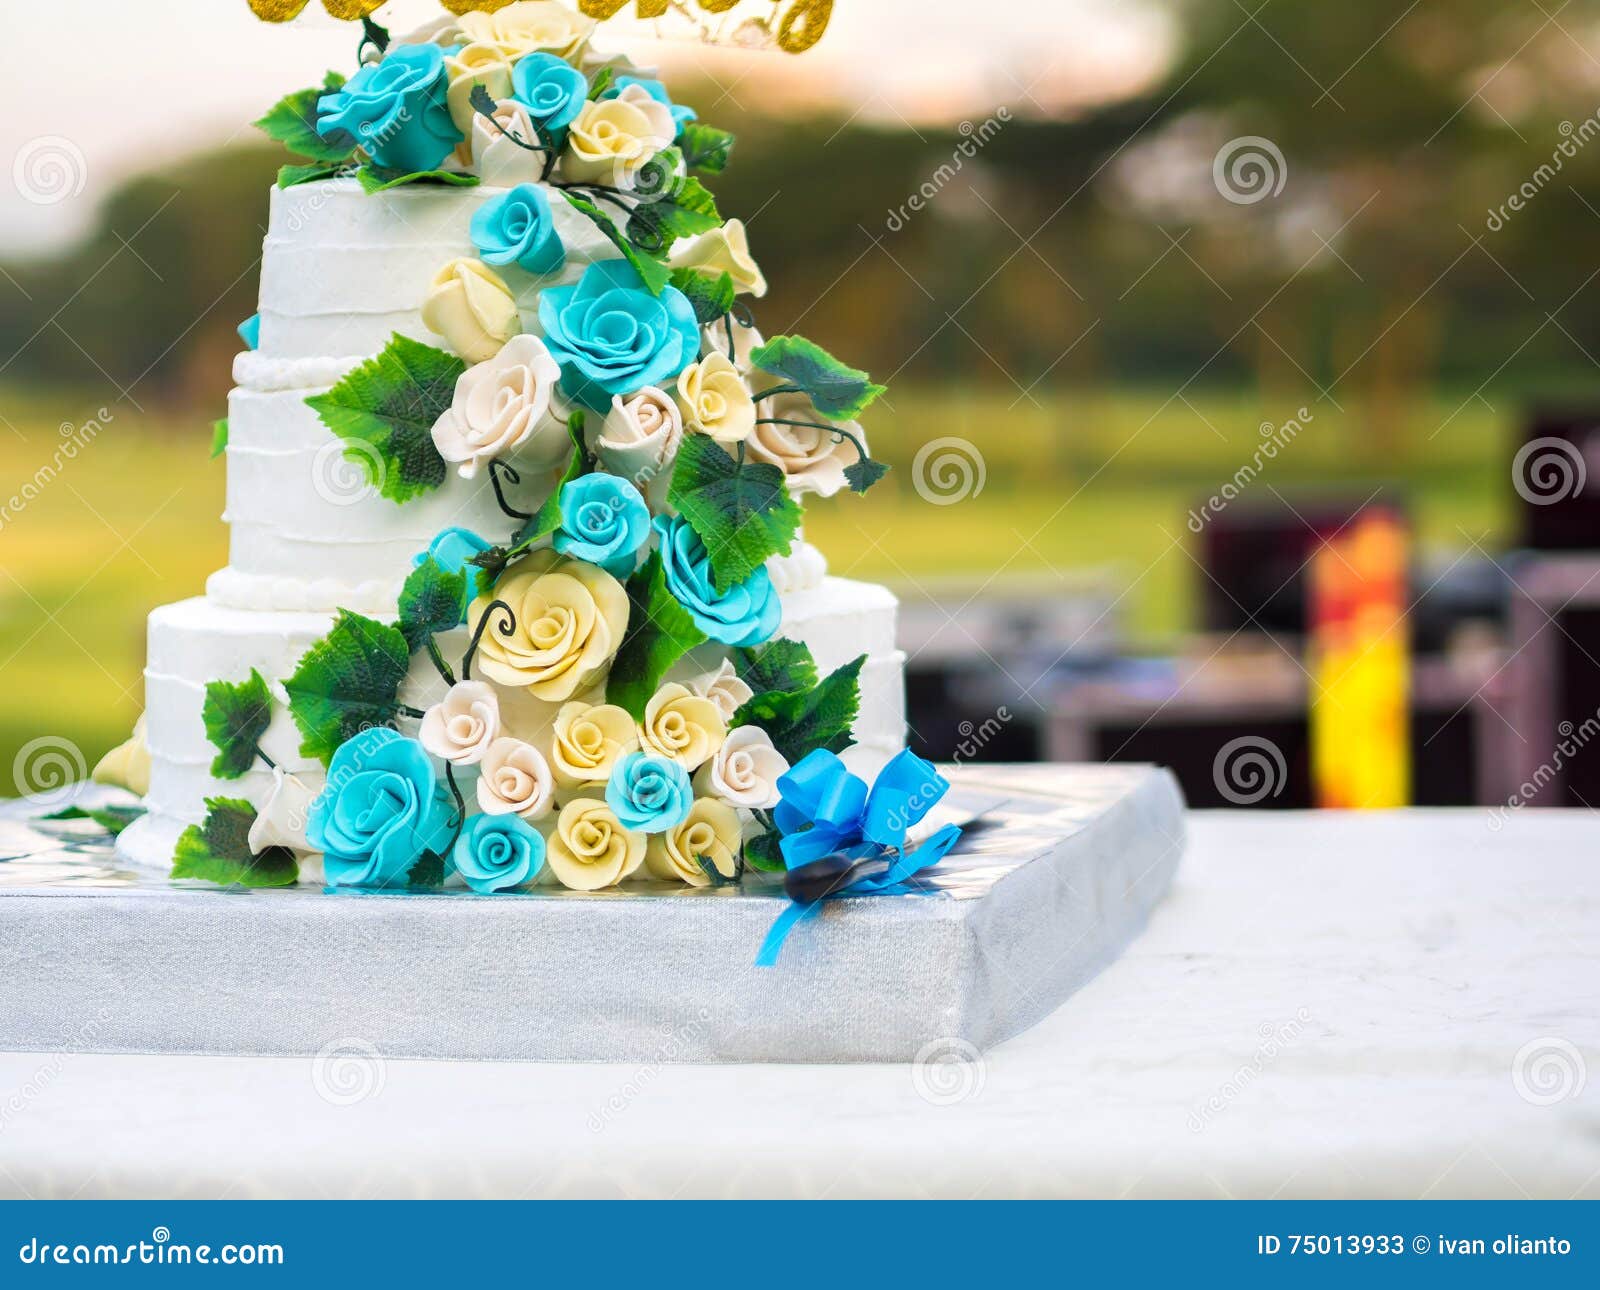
[0,809,1593,1199]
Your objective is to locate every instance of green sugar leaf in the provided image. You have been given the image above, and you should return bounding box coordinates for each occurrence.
[734,638,819,695]
[356,165,481,195]
[210,417,229,459]
[669,268,736,326]
[202,668,274,780]
[285,610,410,767]
[561,191,672,295]
[171,797,298,889]
[255,73,355,164]
[732,654,865,765]
[305,333,462,505]
[41,803,147,836]
[843,455,891,495]
[278,162,349,189]
[680,123,735,175]
[743,827,785,873]
[608,550,709,720]
[667,433,802,594]
[750,335,886,421]
[628,172,721,250]
[406,850,448,891]
[397,555,468,656]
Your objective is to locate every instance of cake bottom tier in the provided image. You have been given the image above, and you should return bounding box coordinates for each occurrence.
[116,581,908,875]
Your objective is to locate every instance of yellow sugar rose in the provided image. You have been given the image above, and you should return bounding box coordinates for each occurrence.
[676,352,756,446]
[545,797,646,890]
[645,797,742,886]
[549,700,639,787]
[92,714,151,797]
[421,257,520,364]
[445,42,517,137]
[561,87,676,186]
[639,682,727,770]
[668,219,768,298]
[467,550,630,701]
[456,1,596,59]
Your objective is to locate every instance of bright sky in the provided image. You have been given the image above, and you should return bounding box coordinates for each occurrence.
[0,0,1170,254]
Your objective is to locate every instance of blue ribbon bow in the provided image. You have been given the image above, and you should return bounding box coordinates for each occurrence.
[756,749,964,966]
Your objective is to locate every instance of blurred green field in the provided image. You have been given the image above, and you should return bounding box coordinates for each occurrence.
[0,383,1513,795]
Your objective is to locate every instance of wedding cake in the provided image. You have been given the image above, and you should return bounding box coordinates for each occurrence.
[108,1,914,893]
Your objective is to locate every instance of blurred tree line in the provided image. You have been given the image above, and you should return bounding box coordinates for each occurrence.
[5,0,1600,413]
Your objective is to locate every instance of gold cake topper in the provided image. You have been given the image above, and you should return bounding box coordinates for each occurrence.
[246,0,833,53]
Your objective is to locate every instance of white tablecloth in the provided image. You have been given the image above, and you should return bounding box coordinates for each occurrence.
[0,809,1594,1199]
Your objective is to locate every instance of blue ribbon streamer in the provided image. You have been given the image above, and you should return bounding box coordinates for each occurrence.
[756,748,964,966]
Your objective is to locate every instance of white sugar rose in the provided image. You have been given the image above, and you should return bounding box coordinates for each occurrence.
[248,766,316,856]
[669,219,767,297]
[432,334,564,479]
[645,797,742,886]
[476,736,556,820]
[458,1,595,61]
[747,389,868,499]
[561,86,676,186]
[676,352,755,446]
[470,98,546,187]
[422,257,520,365]
[596,386,683,490]
[640,682,727,770]
[91,714,150,797]
[700,320,764,374]
[549,701,639,787]
[689,658,753,724]
[693,725,788,810]
[468,550,630,702]
[419,680,501,766]
[545,797,646,891]
[445,42,517,136]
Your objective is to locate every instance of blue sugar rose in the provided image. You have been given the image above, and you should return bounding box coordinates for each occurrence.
[414,526,494,618]
[606,752,694,835]
[470,183,566,275]
[551,473,651,579]
[453,812,545,894]
[317,43,462,175]
[511,52,589,136]
[603,75,697,133]
[652,515,781,647]
[538,259,700,412]
[237,313,260,350]
[306,727,456,889]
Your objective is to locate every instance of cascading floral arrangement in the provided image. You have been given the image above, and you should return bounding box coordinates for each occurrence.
[180,1,956,917]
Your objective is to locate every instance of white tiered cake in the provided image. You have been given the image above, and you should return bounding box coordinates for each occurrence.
[116,179,906,875]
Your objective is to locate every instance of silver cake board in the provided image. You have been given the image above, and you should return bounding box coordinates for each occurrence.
[0,765,1184,1064]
